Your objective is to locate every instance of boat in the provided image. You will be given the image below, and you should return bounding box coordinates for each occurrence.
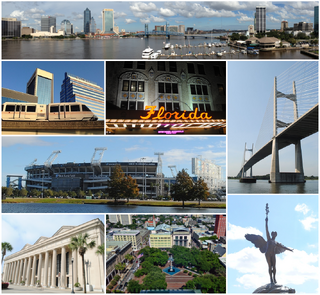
[241,49,247,54]
[217,51,223,56]
[157,50,162,54]
[164,43,170,50]
[230,50,235,54]
[142,46,154,58]
[150,52,159,59]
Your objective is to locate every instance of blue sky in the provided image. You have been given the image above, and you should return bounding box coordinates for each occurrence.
[1,215,104,268]
[228,195,319,293]
[2,1,317,33]
[2,61,104,103]
[228,61,318,177]
[1,136,226,185]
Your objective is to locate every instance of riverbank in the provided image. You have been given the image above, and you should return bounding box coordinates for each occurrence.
[2,198,225,208]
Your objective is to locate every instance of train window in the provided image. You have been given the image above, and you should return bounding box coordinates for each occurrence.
[22,106,25,112]
[60,106,64,112]
[50,106,59,113]
[66,105,69,112]
[5,105,15,112]
[1,105,3,111]
[16,105,20,112]
[71,105,80,112]
[27,106,36,112]
[82,105,91,112]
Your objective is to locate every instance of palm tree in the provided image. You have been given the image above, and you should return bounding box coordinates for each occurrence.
[2,242,13,264]
[68,233,96,293]
[95,243,104,267]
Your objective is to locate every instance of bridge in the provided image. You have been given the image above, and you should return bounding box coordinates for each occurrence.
[136,23,184,39]
[238,62,318,183]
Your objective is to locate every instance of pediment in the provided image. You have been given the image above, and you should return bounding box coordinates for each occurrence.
[34,236,49,245]
[52,226,75,237]
[21,243,32,251]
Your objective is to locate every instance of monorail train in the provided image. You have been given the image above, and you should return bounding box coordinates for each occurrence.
[1,102,98,121]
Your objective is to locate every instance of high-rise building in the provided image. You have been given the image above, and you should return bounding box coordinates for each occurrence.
[280,21,288,32]
[214,215,226,238]
[60,19,72,35]
[255,6,266,33]
[26,68,54,104]
[169,25,178,32]
[109,215,133,225]
[84,8,91,34]
[60,72,104,120]
[89,17,96,34]
[179,25,185,34]
[41,16,56,32]
[2,18,21,38]
[102,9,114,33]
[315,6,319,33]
[293,22,313,31]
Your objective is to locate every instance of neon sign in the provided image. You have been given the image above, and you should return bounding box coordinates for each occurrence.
[158,130,185,134]
[140,106,212,120]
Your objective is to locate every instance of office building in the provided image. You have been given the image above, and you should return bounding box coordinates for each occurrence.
[90,17,96,34]
[280,21,288,32]
[293,22,313,31]
[41,16,56,32]
[255,6,266,33]
[22,27,35,35]
[113,231,141,251]
[179,25,185,34]
[84,8,91,34]
[26,68,54,104]
[102,9,114,33]
[61,19,72,35]
[315,6,319,33]
[109,215,133,225]
[214,215,226,238]
[106,61,226,134]
[2,18,21,38]
[2,219,104,291]
[60,72,104,120]
[168,25,178,32]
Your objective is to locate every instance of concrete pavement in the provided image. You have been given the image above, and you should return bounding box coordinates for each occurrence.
[2,284,103,293]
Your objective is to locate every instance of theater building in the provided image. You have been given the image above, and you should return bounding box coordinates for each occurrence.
[2,219,104,291]
[106,61,226,134]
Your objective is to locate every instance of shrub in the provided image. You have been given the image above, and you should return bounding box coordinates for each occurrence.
[183,270,188,273]
[74,282,81,287]
[107,284,113,290]
[188,272,192,276]
[2,282,9,289]
[114,275,121,281]
[193,274,198,277]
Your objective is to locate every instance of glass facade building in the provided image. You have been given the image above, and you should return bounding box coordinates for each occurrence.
[2,18,21,38]
[26,68,54,104]
[315,6,319,33]
[255,6,266,33]
[60,72,105,120]
[41,16,56,32]
[90,17,96,34]
[102,9,114,33]
[84,8,91,34]
[61,19,72,35]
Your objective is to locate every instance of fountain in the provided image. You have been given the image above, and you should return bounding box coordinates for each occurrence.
[163,254,180,275]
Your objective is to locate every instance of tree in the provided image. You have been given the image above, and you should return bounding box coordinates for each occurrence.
[115,263,126,272]
[127,280,142,293]
[170,169,194,207]
[30,188,41,197]
[2,242,13,264]
[5,187,13,197]
[124,175,139,202]
[68,233,96,293]
[125,254,134,263]
[142,271,167,290]
[20,188,28,198]
[192,177,209,205]
[96,243,104,266]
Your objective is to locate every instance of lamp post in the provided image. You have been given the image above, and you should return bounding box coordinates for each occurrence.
[71,258,74,294]
[85,260,89,285]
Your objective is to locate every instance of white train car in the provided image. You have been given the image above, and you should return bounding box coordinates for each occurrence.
[1,102,98,121]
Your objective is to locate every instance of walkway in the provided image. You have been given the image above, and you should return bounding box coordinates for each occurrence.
[2,284,103,293]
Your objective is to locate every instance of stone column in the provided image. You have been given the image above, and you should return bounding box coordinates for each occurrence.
[22,258,28,283]
[26,257,32,286]
[72,249,78,285]
[18,259,24,285]
[51,249,57,288]
[60,247,66,289]
[3,263,8,282]
[43,251,49,288]
[30,255,37,286]
[14,260,20,284]
[10,261,16,283]
[38,253,43,285]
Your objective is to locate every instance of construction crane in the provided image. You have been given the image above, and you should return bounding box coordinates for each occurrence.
[168,165,177,177]
[44,151,61,168]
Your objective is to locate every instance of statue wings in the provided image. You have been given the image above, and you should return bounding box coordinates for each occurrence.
[245,234,293,254]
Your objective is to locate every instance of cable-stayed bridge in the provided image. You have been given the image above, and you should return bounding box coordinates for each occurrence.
[238,62,318,183]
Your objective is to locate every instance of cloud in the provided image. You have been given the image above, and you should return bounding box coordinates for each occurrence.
[268,16,280,23]
[10,10,29,20]
[2,137,53,147]
[114,12,127,19]
[159,8,175,17]
[237,15,254,23]
[125,19,136,24]
[125,145,148,152]
[295,203,310,215]
[71,12,83,20]
[150,15,166,23]
[229,247,319,289]
[228,223,263,240]
[130,2,158,18]
[140,18,150,24]
[54,13,65,17]
[299,216,318,231]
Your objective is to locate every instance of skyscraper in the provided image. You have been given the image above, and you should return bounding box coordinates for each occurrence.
[214,215,226,238]
[26,68,54,104]
[41,16,56,32]
[2,18,21,38]
[61,19,72,35]
[84,8,91,34]
[90,17,96,34]
[102,9,114,33]
[60,72,104,120]
[314,6,319,33]
[255,6,266,33]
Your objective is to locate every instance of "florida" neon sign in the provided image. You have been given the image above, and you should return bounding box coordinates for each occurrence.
[140,106,212,120]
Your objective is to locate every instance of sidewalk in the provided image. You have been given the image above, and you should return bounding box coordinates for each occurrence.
[2,284,103,293]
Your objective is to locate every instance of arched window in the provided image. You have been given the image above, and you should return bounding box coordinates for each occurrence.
[154,74,182,111]
[117,71,148,110]
[187,77,212,112]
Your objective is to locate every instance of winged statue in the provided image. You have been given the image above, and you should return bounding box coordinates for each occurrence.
[245,204,293,284]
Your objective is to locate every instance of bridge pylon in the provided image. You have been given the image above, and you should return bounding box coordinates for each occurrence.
[270,77,305,183]
[239,143,256,183]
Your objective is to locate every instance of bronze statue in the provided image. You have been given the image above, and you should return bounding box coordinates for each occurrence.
[245,203,293,284]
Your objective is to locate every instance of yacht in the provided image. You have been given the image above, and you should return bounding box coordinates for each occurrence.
[164,43,171,50]
[142,46,154,58]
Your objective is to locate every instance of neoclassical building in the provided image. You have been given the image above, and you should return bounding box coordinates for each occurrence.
[3,219,104,291]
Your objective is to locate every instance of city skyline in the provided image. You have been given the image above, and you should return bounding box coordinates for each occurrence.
[2,61,104,104]
[1,136,226,186]
[2,1,317,33]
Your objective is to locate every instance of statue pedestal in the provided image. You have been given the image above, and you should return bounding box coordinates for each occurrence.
[253,283,295,293]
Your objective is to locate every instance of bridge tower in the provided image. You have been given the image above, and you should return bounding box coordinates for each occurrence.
[166,22,170,39]
[144,24,149,38]
[239,143,256,182]
[270,77,304,183]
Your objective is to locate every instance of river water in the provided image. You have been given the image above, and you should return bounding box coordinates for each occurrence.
[2,37,313,59]
[2,203,226,213]
[228,179,318,194]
